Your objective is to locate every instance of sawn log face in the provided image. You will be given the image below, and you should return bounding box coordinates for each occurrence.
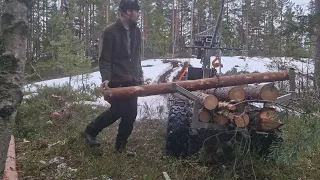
[104,71,290,100]
[191,92,218,110]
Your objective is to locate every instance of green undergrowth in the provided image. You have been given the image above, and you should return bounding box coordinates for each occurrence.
[13,85,320,179]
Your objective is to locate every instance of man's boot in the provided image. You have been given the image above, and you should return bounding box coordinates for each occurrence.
[114,139,136,157]
[81,131,101,147]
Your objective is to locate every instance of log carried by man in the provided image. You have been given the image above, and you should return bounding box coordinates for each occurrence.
[103,70,290,100]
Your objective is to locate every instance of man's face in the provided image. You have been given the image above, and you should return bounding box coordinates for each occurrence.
[126,10,139,23]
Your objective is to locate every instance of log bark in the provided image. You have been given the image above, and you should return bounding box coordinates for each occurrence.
[191,92,218,110]
[205,86,245,102]
[104,71,290,100]
[0,1,28,179]
[199,108,211,123]
[243,83,279,101]
[218,101,237,111]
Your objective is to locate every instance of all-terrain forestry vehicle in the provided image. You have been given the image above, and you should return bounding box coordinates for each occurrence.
[163,0,297,158]
[103,0,297,159]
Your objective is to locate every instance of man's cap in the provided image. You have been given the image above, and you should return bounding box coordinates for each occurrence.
[119,0,140,12]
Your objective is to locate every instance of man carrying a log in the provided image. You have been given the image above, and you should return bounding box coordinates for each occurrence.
[81,0,143,156]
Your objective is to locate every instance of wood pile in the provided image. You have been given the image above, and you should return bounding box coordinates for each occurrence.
[102,70,291,131]
[197,83,282,131]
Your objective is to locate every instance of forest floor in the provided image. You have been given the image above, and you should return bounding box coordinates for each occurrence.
[13,85,320,180]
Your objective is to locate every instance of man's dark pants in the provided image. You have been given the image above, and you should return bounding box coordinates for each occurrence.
[84,82,138,149]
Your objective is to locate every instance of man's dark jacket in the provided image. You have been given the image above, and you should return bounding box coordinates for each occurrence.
[98,19,143,85]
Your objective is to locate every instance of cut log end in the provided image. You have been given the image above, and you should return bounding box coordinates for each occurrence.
[203,95,219,110]
[199,109,211,123]
[258,108,284,130]
[229,86,246,102]
[260,85,279,101]
[258,108,276,119]
[260,118,284,131]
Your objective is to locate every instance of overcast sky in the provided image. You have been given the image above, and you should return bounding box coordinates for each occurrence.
[293,0,309,6]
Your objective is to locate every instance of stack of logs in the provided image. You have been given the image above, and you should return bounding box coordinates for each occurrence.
[196,83,284,131]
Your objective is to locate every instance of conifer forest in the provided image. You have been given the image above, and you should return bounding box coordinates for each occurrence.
[0,0,316,81]
[3,0,320,179]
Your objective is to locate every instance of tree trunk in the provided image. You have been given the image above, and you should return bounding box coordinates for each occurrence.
[106,0,109,24]
[314,0,320,95]
[85,1,90,57]
[0,0,28,179]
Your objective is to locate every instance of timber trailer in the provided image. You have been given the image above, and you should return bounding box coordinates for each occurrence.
[103,0,297,159]
[164,0,297,158]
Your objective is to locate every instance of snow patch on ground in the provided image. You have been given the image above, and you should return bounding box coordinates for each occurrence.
[141,59,173,82]
[137,95,168,120]
[24,72,101,93]
[23,56,313,120]
[152,63,174,83]
[169,66,183,82]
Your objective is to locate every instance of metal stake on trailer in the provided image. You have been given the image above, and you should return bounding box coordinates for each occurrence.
[173,0,242,132]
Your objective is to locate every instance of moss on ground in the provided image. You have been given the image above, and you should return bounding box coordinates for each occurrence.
[14,85,320,180]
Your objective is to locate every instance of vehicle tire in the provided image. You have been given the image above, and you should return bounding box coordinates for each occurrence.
[165,94,191,158]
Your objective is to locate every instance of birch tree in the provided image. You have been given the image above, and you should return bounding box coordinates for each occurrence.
[0,0,29,178]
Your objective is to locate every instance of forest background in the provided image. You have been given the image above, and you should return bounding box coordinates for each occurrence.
[0,0,314,83]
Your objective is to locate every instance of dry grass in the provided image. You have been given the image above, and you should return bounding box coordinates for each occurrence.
[13,85,320,180]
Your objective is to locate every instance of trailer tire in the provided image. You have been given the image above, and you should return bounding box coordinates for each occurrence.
[165,95,191,157]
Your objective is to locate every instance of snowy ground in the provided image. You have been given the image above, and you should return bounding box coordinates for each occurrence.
[23,56,313,120]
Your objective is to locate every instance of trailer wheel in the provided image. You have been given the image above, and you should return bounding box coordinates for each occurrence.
[165,95,191,157]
